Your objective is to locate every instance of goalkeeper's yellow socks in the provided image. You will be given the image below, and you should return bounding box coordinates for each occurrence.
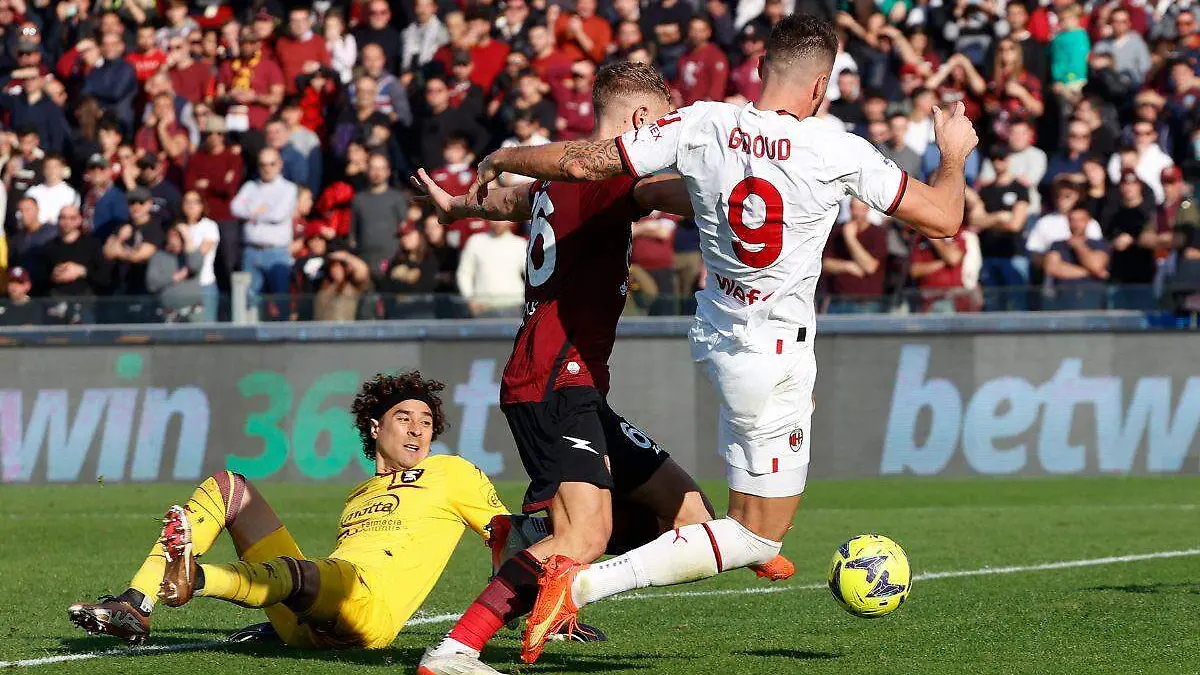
[126,472,247,611]
[195,559,295,608]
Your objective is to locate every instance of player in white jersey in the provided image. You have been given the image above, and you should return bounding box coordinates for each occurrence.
[457,13,978,665]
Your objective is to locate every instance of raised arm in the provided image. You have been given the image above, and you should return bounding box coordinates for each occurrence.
[891,102,979,239]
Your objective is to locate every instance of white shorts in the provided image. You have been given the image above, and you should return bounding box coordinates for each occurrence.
[727,462,809,498]
[693,320,816,477]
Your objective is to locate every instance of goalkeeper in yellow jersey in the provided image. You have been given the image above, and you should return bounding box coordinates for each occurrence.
[68,371,507,648]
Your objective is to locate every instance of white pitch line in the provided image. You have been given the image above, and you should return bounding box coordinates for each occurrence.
[615,547,1200,601]
[3,547,1196,669]
[0,613,468,668]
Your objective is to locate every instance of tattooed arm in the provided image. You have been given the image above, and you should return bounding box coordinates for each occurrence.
[468,140,626,203]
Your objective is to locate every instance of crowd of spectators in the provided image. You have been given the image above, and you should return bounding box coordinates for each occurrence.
[0,0,1198,326]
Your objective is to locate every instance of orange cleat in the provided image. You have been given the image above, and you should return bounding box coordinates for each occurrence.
[749,554,795,581]
[521,554,587,664]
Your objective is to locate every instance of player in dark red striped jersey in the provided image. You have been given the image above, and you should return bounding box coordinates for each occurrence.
[414,61,793,675]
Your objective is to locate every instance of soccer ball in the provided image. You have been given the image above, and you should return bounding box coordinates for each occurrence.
[827,534,911,618]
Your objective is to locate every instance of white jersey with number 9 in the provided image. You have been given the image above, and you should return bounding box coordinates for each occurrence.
[615,101,909,477]
[616,101,908,346]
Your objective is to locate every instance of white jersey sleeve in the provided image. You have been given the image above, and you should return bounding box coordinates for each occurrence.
[614,106,695,178]
[830,133,909,216]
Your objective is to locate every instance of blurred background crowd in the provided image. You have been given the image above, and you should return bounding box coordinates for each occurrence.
[0,0,1198,325]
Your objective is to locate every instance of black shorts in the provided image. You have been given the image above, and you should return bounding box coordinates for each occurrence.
[502,386,671,513]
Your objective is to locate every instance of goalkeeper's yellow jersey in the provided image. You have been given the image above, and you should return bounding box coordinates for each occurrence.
[328,454,506,628]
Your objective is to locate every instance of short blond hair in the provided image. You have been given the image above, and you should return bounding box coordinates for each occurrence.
[592,61,671,116]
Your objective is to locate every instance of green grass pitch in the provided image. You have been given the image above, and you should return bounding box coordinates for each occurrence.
[2,475,1198,674]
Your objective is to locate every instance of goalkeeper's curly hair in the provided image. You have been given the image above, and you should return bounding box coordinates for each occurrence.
[351,370,448,460]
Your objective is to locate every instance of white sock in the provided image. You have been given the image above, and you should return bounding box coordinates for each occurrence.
[427,635,478,659]
[570,518,781,607]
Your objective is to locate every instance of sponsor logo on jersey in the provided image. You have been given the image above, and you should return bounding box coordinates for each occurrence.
[713,273,772,306]
[789,428,804,452]
[340,494,400,528]
[400,468,424,483]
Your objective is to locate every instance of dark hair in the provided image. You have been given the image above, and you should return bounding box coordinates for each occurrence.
[592,61,670,116]
[351,371,447,459]
[764,13,838,72]
[99,118,123,135]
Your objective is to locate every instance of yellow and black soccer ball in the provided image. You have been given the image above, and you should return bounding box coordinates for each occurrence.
[828,534,911,618]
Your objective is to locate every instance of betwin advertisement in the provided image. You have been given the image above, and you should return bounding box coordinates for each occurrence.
[2,334,1198,484]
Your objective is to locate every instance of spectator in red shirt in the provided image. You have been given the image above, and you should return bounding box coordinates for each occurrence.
[127,24,167,84]
[985,37,1045,144]
[552,0,612,64]
[465,9,510,94]
[275,6,329,96]
[727,23,764,103]
[185,128,242,225]
[554,60,596,141]
[630,211,678,315]
[295,65,339,139]
[674,17,729,106]
[910,232,971,314]
[216,27,285,131]
[528,23,573,88]
[252,9,280,58]
[165,34,214,104]
[430,137,488,250]
[822,200,889,314]
[135,92,190,181]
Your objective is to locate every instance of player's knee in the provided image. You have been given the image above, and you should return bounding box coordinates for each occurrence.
[207,471,253,525]
[673,491,716,528]
[557,521,611,562]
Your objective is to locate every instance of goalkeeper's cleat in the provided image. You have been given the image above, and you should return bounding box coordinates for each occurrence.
[750,554,796,581]
[67,595,151,645]
[158,505,198,607]
[227,622,281,644]
[549,620,608,643]
[485,513,550,576]
[416,649,507,675]
[521,554,587,664]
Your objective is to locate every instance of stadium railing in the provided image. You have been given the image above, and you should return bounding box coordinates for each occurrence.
[2,284,1199,327]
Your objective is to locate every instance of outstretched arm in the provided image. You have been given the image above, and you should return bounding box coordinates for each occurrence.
[411,169,533,222]
[468,140,627,202]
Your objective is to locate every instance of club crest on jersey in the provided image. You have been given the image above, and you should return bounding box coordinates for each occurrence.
[400,469,424,483]
[789,428,804,452]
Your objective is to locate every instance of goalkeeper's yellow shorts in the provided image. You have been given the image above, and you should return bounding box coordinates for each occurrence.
[240,528,397,649]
